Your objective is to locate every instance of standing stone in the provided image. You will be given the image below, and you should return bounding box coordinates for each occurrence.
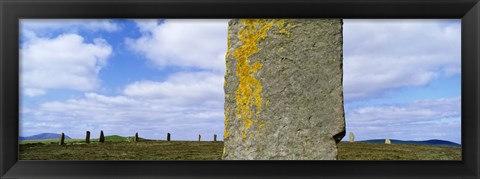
[99,130,105,143]
[86,131,90,144]
[223,19,345,160]
[385,138,391,144]
[214,134,217,142]
[135,132,139,142]
[59,132,65,145]
[167,133,171,141]
[349,132,355,143]
[198,134,201,142]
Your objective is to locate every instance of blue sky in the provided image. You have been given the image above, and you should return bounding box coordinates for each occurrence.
[19,19,461,143]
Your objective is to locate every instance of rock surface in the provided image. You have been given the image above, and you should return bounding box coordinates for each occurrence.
[223,19,345,160]
[385,138,391,144]
[99,130,105,143]
[86,131,90,144]
[349,132,355,143]
[59,133,65,145]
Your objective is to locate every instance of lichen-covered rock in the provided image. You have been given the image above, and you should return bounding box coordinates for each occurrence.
[349,132,355,143]
[385,138,391,144]
[223,19,345,160]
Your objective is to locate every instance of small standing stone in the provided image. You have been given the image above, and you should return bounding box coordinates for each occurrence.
[135,132,139,142]
[167,133,171,141]
[59,132,65,145]
[198,134,201,141]
[214,134,217,142]
[349,132,355,143]
[86,131,90,144]
[385,138,391,144]
[99,130,105,143]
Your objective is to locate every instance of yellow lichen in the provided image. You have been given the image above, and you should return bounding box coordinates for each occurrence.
[259,123,265,129]
[229,19,287,142]
[245,119,252,129]
[278,29,291,37]
[277,20,294,38]
[224,107,230,139]
[232,19,275,138]
[276,19,285,27]
[224,130,229,139]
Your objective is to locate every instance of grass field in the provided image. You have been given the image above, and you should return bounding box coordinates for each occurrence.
[337,142,461,160]
[19,139,461,160]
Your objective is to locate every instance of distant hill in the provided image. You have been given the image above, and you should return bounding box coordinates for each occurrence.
[357,139,461,147]
[19,133,71,140]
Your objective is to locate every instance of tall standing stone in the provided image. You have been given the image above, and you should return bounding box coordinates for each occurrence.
[167,133,171,141]
[135,132,139,142]
[86,131,90,144]
[99,130,105,143]
[385,138,391,144]
[214,134,217,142]
[198,134,201,142]
[223,19,345,160]
[349,132,355,143]
[59,132,65,145]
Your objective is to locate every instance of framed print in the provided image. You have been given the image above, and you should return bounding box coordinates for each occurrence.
[1,0,480,178]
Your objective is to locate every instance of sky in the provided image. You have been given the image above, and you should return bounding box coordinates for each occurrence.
[19,19,461,144]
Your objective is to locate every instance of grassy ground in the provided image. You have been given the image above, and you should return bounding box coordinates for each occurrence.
[19,140,461,160]
[337,142,461,160]
[20,140,224,160]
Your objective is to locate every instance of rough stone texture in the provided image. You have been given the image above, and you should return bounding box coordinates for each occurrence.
[223,19,345,160]
[385,138,391,144]
[349,132,354,143]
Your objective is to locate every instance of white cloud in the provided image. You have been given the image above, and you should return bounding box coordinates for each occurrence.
[343,19,461,100]
[21,71,225,140]
[23,88,46,97]
[345,97,461,143]
[21,19,121,37]
[124,71,224,105]
[125,19,228,72]
[20,34,112,96]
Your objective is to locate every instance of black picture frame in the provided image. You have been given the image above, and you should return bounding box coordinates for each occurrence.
[1,0,479,178]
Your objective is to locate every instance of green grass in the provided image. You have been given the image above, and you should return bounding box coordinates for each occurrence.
[19,140,461,160]
[103,135,140,142]
[20,140,224,160]
[20,139,85,145]
[338,142,461,160]
[19,135,141,145]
